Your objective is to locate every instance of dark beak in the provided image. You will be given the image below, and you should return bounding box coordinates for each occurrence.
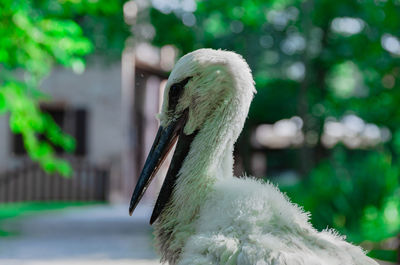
[129,110,197,224]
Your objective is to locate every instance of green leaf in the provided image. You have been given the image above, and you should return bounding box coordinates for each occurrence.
[57,160,73,178]
[0,92,7,113]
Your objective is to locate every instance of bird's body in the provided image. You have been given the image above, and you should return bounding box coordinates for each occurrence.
[168,177,377,265]
[129,49,379,265]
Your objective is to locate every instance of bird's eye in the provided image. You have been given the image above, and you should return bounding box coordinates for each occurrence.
[168,83,184,112]
[170,84,183,99]
[168,77,191,112]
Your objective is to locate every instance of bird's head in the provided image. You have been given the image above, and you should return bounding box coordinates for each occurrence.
[159,48,254,134]
[129,49,255,223]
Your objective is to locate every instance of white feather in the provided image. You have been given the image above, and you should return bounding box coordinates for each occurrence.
[153,48,378,265]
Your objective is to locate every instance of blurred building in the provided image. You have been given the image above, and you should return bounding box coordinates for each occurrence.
[0,43,174,204]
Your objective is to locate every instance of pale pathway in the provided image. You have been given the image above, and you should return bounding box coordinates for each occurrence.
[0,204,161,265]
[0,204,391,265]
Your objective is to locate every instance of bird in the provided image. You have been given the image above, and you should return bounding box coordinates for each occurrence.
[129,48,379,265]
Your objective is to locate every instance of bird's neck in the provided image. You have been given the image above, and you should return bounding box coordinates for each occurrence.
[174,100,243,210]
[154,98,249,264]
[175,113,235,202]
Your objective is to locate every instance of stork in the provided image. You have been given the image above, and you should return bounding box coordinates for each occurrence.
[129,48,378,265]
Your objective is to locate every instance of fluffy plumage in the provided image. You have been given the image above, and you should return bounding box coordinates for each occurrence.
[151,49,378,265]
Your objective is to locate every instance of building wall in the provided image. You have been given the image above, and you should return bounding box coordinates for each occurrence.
[41,62,124,165]
[0,116,10,170]
[0,55,168,203]
[0,61,124,170]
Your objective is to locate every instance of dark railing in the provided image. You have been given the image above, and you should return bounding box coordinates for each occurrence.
[0,159,109,203]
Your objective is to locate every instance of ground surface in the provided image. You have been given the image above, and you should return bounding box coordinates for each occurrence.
[0,204,161,265]
[0,204,394,265]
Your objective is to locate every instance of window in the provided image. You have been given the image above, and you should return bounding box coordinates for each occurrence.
[12,105,88,156]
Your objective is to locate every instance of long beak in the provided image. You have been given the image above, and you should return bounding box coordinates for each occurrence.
[128,117,184,216]
[149,128,197,224]
[129,111,196,224]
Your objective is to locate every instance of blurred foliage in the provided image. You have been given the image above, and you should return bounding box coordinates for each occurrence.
[146,0,400,259]
[282,149,399,241]
[0,0,128,175]
[150,0,400,124]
